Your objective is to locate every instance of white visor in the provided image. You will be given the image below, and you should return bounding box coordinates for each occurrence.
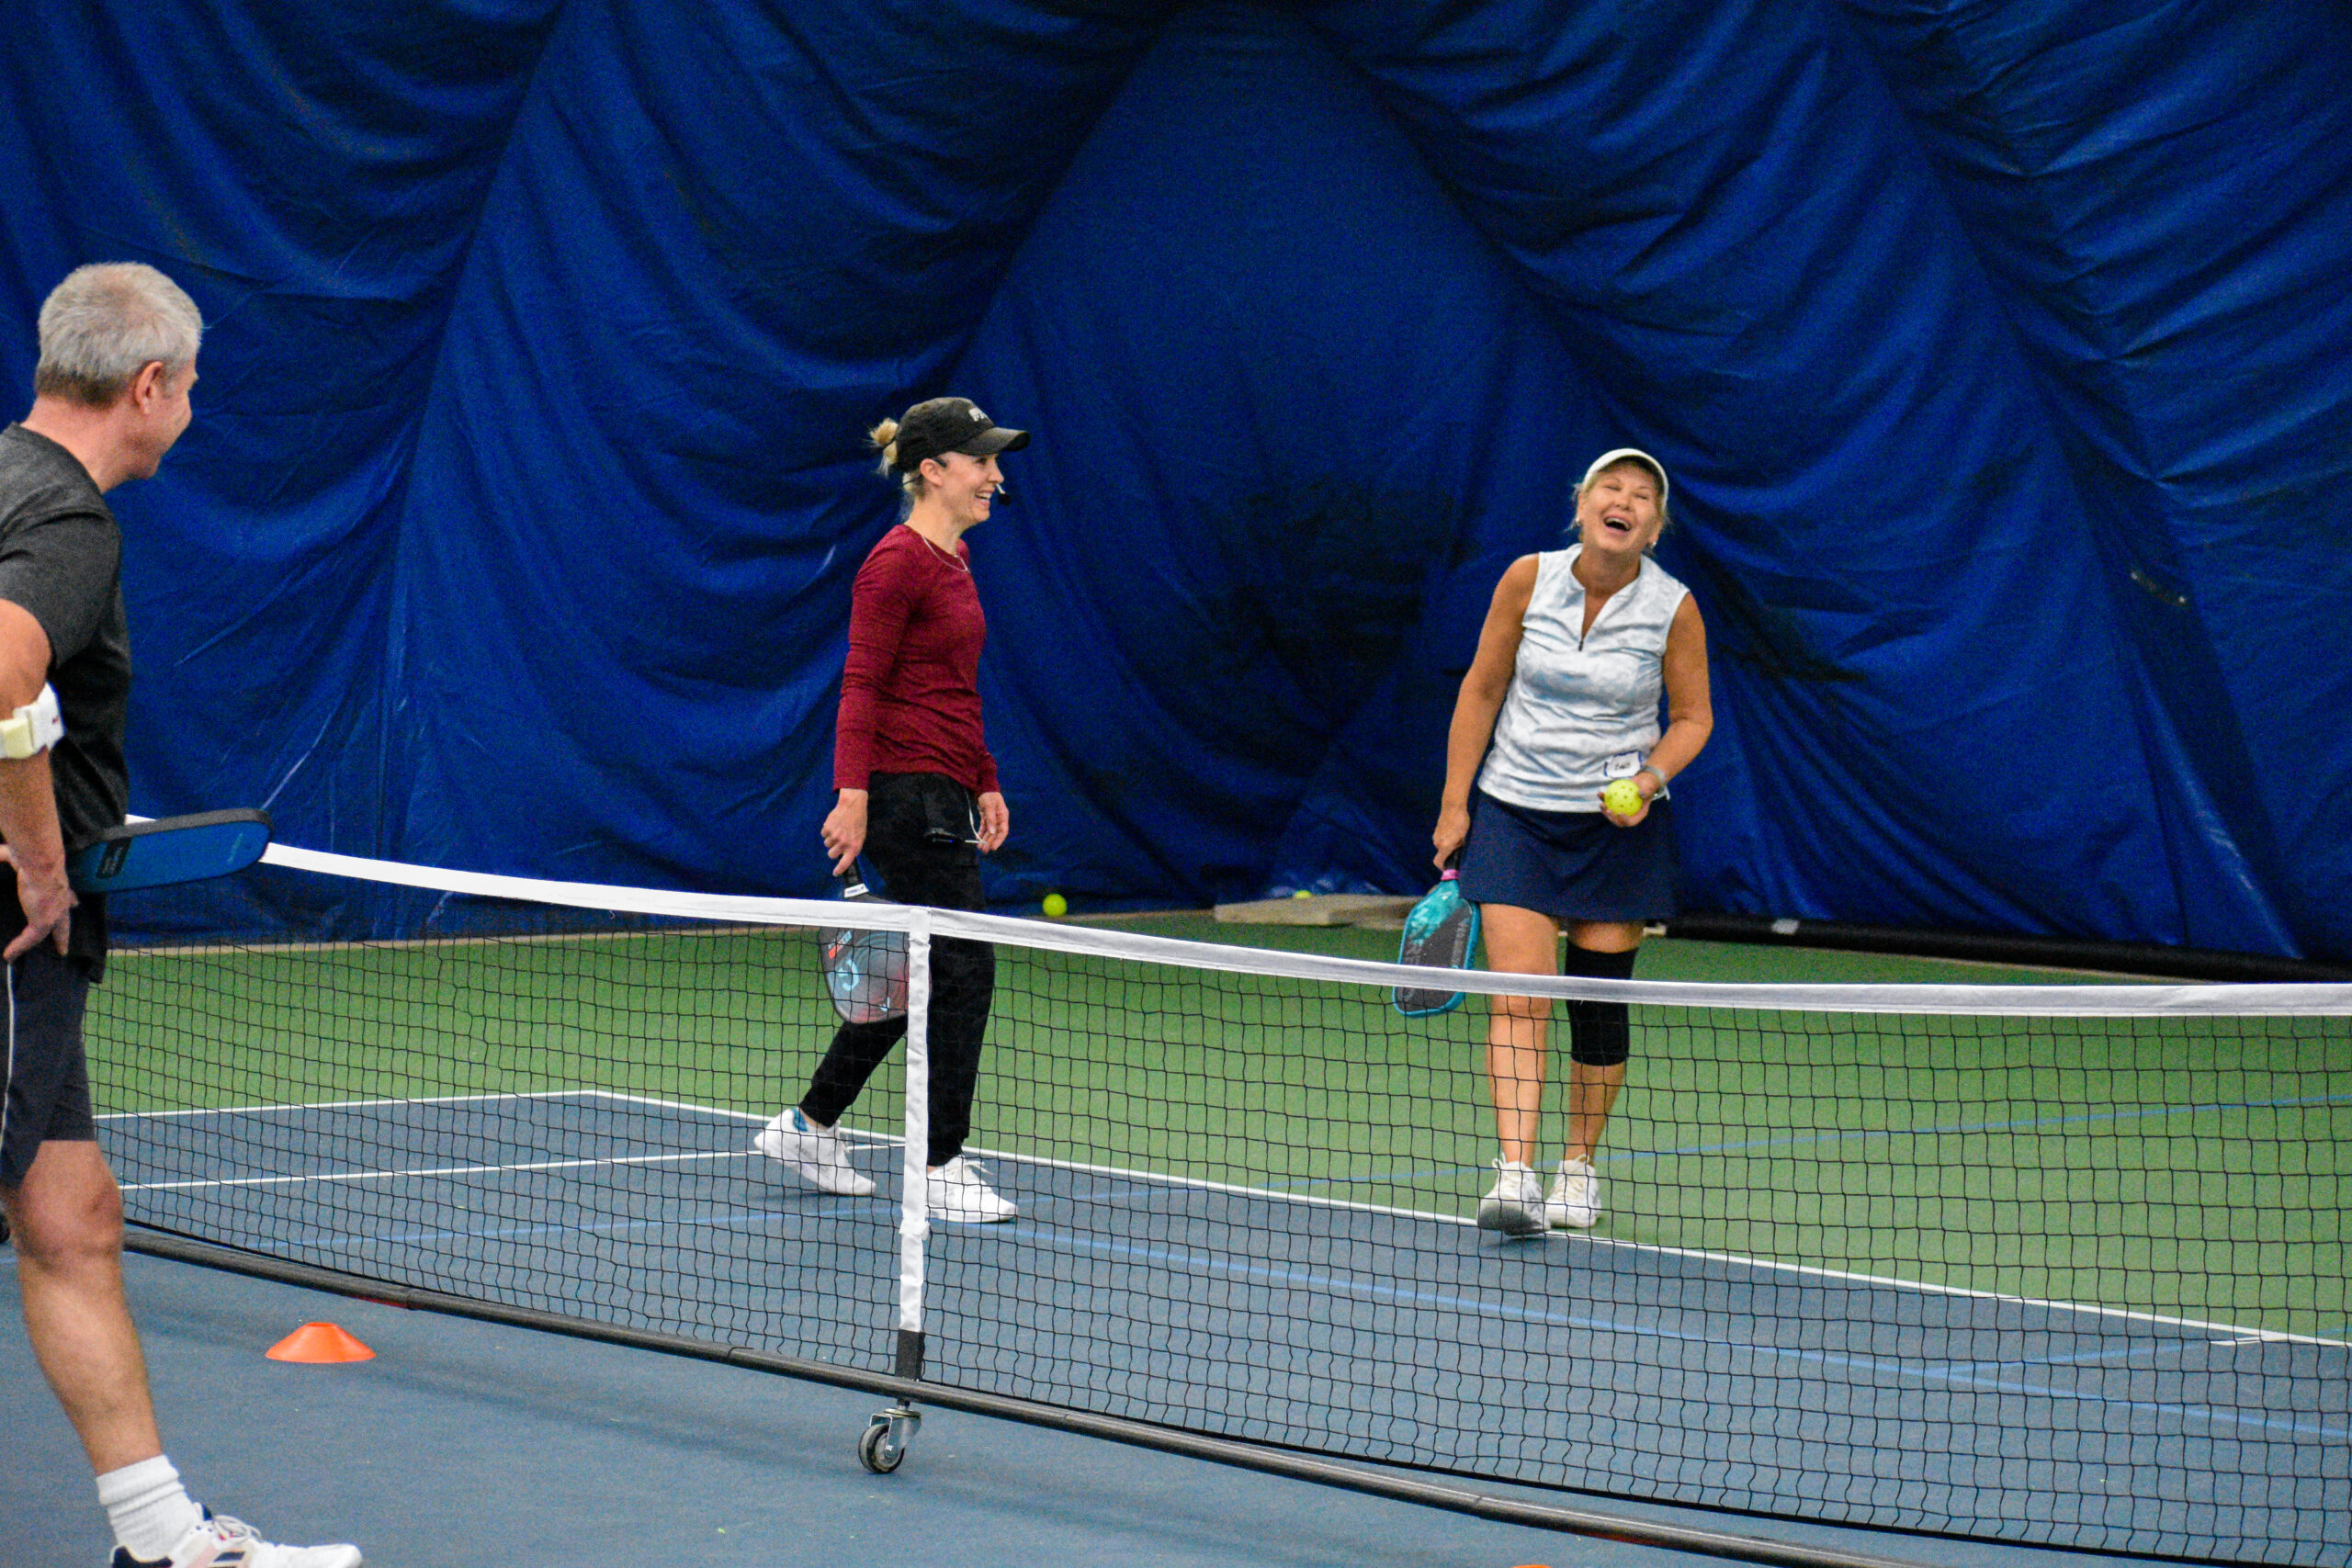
[1581,447,1668,509]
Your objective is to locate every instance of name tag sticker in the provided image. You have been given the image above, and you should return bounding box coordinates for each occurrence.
[1605,751,1642,779]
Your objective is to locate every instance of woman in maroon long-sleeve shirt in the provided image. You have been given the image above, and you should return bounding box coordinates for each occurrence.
[756,397,1027,1223]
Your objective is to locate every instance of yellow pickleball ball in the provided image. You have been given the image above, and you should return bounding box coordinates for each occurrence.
[1293,888,1313,899]
[1041,892,1068,918]
[1603,778,1645,817]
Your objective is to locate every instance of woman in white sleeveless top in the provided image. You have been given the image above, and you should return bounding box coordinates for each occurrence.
[1431,450,1714,1236]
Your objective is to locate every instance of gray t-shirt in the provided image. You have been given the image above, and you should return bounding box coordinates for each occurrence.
[0,423,132,858]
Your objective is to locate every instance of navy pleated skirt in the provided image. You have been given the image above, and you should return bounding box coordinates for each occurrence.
[1457,789,1678,922]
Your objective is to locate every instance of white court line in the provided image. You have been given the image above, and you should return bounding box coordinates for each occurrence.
[120,1146,762,1194]
[101,1086,856,1131]
[99,1089,603,1121]
[114,1091,2350,1350]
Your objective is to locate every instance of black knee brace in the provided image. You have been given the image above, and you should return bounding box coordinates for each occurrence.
[1562,944,1639,1066]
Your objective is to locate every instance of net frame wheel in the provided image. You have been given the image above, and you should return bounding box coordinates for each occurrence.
[860,1404,920,1473]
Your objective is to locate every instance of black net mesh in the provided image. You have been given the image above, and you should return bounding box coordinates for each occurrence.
[89,867,2351,1565]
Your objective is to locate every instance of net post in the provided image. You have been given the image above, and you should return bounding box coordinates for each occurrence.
[896,914,933,1357]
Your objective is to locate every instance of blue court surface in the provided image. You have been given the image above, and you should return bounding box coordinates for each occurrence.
[27,1089,2343,1566]
[6,1244,2161,1568]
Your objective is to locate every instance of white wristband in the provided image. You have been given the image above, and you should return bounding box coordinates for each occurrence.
[0,683,64,760]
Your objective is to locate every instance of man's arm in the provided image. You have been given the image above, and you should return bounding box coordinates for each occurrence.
[0,598,71,958]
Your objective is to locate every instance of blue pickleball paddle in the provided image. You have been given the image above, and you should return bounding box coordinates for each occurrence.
[68,809,272,894]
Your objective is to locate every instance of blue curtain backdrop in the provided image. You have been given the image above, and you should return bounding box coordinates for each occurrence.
[2,0,2346,960]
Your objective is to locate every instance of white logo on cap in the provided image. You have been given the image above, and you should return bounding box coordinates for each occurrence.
[969,407,987,423]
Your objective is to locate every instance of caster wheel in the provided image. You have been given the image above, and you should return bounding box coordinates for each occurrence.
[860,1419,905,1473]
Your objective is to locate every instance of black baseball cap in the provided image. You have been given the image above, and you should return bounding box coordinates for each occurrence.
[890,396,1030,472]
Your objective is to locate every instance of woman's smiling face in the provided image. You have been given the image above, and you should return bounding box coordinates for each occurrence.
[1574,458,1665,557]
[925,448,1005,526]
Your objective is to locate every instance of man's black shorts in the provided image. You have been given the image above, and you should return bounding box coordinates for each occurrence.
[0,943,97,1188]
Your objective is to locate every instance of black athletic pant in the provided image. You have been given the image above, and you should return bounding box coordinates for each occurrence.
[800,772,995,1167]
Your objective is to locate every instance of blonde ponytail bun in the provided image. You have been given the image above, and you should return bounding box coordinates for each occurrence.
[869,417,900,476]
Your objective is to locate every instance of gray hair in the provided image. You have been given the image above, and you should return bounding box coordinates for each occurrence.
[35,263,204,406]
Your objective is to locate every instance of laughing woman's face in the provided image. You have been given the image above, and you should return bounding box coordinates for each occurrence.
[1573,459,1665,558]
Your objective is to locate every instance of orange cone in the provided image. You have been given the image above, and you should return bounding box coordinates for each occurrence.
[266,1322,375,1363]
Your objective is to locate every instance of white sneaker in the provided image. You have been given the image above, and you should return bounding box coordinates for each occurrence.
[1545,1156,1603,1229]
[927,1155,1017,1223]
[1476,1159,1546,1236]
[753,1108,876,1196]
[113,1513,361,1568]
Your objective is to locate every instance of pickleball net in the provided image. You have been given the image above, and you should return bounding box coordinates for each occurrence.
[88,845,2350,1566]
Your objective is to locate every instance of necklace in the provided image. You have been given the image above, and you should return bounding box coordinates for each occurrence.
[906,525,968,572]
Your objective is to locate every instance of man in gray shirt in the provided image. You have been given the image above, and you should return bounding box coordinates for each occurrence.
[1,265,360,1568]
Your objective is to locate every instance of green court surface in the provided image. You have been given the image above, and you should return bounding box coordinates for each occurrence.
[88,918,2348,1341]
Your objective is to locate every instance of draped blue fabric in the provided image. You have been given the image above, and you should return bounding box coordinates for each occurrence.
[3,0,2346,959]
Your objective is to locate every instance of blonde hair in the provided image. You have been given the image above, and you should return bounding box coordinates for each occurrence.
[869,416,927,499]
[35,263,203,407]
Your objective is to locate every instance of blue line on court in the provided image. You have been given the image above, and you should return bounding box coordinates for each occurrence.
[1120,1094,2352,1191]
[1941,1339,2280,1373]
[1621,1091,2352,1162]
[984,1221,2346,1442]
[1049,1175,2345,1375]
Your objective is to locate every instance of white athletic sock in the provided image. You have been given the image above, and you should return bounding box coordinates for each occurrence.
[96,1455,204,1564]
